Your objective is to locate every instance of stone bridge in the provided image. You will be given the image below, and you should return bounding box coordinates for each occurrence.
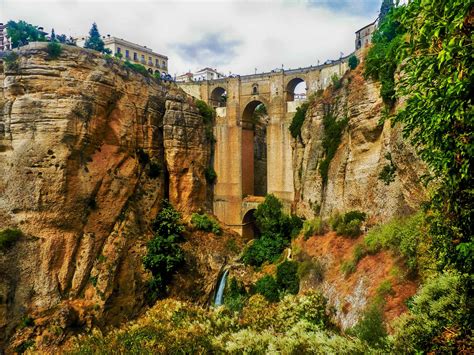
[178,56,351,237]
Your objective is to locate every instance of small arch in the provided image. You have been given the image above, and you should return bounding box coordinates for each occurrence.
[147,68,153,74]
[155,70,160,75]
[252,84,259,95]
[242,209,258,240]
[210,87,227,108]
[286,77,307,102]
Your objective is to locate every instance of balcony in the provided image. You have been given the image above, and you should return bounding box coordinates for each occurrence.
[140,59,146,64]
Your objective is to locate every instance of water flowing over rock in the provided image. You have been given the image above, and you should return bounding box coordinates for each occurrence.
[0,43,210,349]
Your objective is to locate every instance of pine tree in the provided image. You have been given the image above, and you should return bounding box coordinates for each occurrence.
[50,28,56,42]
[379,0,394,23]
[84,22,105,52]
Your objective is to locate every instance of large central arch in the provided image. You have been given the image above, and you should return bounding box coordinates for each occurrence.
[241,100,268,197]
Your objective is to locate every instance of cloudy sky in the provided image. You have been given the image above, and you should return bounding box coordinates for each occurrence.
[1,0,380,76]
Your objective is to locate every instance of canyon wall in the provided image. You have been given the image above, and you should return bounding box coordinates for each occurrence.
[292,65,426,221]
[0,43,210,348]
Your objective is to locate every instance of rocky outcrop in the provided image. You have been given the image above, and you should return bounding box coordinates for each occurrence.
[292,65,426,221]
[0,43,210,349]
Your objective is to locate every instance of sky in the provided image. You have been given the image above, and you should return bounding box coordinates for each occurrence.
[1,0,381,76]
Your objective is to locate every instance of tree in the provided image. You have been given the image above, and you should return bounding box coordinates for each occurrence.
[394,0,473,273]
[6,20,46,48]
[348,55,359,70]
[379,0,394,23]
[84,22,105,53]
[143,200,186,299]
[50,28,56,42]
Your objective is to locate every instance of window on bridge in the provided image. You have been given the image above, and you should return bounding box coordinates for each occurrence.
[241,101,268,197]
[210,87,227,108]
[286,78,307,102]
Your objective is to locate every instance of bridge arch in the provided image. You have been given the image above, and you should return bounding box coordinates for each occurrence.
[286,77,307,102]
[241,100,268,197]
[242,208,258,240]
[210,86,227,108]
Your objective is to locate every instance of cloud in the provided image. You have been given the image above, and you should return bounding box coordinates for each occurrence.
[2,0,380,76]
[174,33,242,68]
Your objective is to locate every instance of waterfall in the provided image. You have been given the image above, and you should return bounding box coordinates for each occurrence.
[214,269,229,306]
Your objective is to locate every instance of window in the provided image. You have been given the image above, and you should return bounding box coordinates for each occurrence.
[155,59,159,66]
[252,84,259,95]
[117,47,121,53]
[125,49,130,58]
[133,52,137,61]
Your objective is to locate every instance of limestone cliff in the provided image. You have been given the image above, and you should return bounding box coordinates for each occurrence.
[0,43,210,348]
[292,65,426,221]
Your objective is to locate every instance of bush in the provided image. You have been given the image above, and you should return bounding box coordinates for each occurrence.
[46,41,62,59]
[242,235,286,266]
[392,272,470,353]
[297,258,324,283]
[348,55,359,70]
[364,213,424,271]
[289,102,309,138]
[191,213,222,235]
[319,114,348,184]
[254,275,280,302]
[302,217,325,239]
[243,195,297,266]
[124,60,149,76]
[225,277,247,312]
[0,228,22,251]
[331,210,366,238]
[331,74,342,90]
[3,51,19,71]
[205,167,217,184]
[349,302,387,347]
[143,200,185,299]
[378,153,397,185]
[195,100,215,125]
[276,261,299,295]
[341,260,356,276]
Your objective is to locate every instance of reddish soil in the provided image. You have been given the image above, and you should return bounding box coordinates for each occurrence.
[295,231,418,327]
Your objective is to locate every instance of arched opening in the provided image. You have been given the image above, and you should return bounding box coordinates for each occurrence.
[286,78,307,102]
[155,70,160,75]
[241,100,268,197]
[242,209,258,240]
[210,87,227,108]
[252,84,259,95]
[147,68,153,74]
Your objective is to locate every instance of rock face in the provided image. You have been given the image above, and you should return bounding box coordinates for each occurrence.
[292,66,426,221]
[0,43,210,348]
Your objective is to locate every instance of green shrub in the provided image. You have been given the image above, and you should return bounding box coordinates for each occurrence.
[225,277,248,312]
[243,195,297,266]
[392,272,469,353]
[143,200,185,299]
[302,217,325,239]
[276,261,299,295]
[0,228,22,251]
[19,315,34,329]
[364,213,423,271]
[3,51,19,71]
[124,60,149,76]
[352,244,367,263]
[289,102,309,138]
[349,302,387,347]
[191,213,222,235]
[319,114,348,184]
[242,235,286,266]
[205,167,217,184]
[225,238,240,254]
[46,41,62,59]
[341,260,356,276]
[254,275,280,302]
[195,100,215,125]
[331,210,366,238]
[331,74,342,90]
[348,55,359,70]
[297,258,324,283]
[376,280,394,299]
[378,153,397,185]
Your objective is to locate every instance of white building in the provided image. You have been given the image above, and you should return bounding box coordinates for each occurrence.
[176,67,225,82]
